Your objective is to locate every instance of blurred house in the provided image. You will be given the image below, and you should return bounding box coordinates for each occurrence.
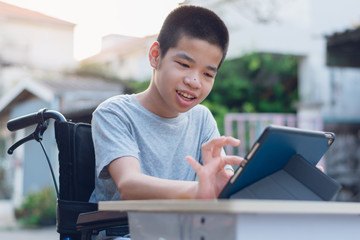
[0,1,75,209]
[0,1,124,219]
[0,1,76,92]
[325,27,360,121]
[323,27,360,201]
[80,34,157,82]
[0,77,122,205]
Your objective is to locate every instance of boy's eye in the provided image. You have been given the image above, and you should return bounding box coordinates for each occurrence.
[176,61,189,68]
[204,73,214,78]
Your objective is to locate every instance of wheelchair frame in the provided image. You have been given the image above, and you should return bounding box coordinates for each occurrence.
[7,108,128,240]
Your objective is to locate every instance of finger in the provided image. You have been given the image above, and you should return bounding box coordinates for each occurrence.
[186,156,202,173]
[202,137,240,158]
[224,136,241,147]
[201,137,222,159]
[214,137,241,158]
[212,136,240,158]
[221,155,244,166]
[211,137,226,158]
[213,136,240,156]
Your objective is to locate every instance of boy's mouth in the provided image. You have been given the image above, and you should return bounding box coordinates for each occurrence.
[176,90,196,101]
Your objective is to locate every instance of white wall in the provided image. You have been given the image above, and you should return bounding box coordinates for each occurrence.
[0,18,75,71]
[84,35,156,81]
[303,0,360,121]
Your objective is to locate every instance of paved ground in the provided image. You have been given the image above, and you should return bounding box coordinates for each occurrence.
[0,226,59,240]
[0,200,58,239]
[0,200,17,228]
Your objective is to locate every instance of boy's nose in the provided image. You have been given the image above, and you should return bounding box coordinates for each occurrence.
[184,76,201,89]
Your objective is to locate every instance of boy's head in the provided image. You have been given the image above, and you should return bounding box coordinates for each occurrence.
[157,5,229,68]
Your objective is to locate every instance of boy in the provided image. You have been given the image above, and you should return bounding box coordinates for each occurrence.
[89,5,243,203]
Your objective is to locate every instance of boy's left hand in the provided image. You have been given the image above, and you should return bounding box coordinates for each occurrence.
[186,136,244,199]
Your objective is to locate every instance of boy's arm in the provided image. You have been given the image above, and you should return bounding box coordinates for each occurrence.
[108,156,198,200]
[108,136,243,200]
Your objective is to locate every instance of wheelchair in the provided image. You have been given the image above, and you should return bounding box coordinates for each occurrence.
[7,108,129,240]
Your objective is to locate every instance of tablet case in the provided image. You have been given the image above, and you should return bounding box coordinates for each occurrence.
[218,125,341,201]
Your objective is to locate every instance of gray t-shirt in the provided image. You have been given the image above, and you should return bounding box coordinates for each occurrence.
[89,94,221,202]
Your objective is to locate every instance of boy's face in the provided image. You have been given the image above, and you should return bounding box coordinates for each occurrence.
[149,35,223,118]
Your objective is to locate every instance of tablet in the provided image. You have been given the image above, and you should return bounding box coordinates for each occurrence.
[218,125,337,199]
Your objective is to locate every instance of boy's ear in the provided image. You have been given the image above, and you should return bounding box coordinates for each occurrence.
[149,41,161,69]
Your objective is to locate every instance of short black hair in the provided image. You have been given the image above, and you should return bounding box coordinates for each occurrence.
[157,5,229,68]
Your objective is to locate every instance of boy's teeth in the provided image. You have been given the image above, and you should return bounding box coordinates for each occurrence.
[183,93,192,98]
[177,91,194,99]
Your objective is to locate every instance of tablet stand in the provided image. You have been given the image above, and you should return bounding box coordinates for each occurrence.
[230,154,341,201]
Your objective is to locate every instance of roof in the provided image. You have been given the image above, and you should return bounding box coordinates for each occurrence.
[326,27,360,68]
[326,28,360,46]
[40,76,124,94]
[82,34,157,62]
[0,77,124,118]
[0,1,74,26]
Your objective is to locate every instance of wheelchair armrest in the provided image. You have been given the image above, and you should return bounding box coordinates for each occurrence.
[57,199,98,234]
[77,210,129,240]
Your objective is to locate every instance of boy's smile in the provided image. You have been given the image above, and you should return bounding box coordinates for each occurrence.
[138,35,223,118]
[176,89,197,107]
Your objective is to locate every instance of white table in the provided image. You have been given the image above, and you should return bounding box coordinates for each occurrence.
[99,199,360,240]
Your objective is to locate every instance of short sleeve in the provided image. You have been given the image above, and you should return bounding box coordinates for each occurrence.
[92,104,140,179]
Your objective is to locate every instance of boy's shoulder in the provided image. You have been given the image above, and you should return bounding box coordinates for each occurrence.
[97,94,134,110]
[192,103,211,114]
[95,94,213,122]
[189,104,214,120]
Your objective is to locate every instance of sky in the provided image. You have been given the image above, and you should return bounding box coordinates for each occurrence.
[3,0,182,60]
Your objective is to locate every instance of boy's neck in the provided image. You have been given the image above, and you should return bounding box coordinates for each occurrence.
[135,88,181,119]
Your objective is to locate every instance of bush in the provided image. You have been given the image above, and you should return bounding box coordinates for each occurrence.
[208,52,299,114]
[15,187,56,227]
[205,52,299,134]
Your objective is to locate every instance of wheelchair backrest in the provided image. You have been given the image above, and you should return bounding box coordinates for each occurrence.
[55,121,95,202]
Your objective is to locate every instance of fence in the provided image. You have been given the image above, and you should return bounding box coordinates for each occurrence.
[224,113,323,157]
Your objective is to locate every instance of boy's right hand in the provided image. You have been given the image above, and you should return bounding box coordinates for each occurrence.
[186,136,244,199]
